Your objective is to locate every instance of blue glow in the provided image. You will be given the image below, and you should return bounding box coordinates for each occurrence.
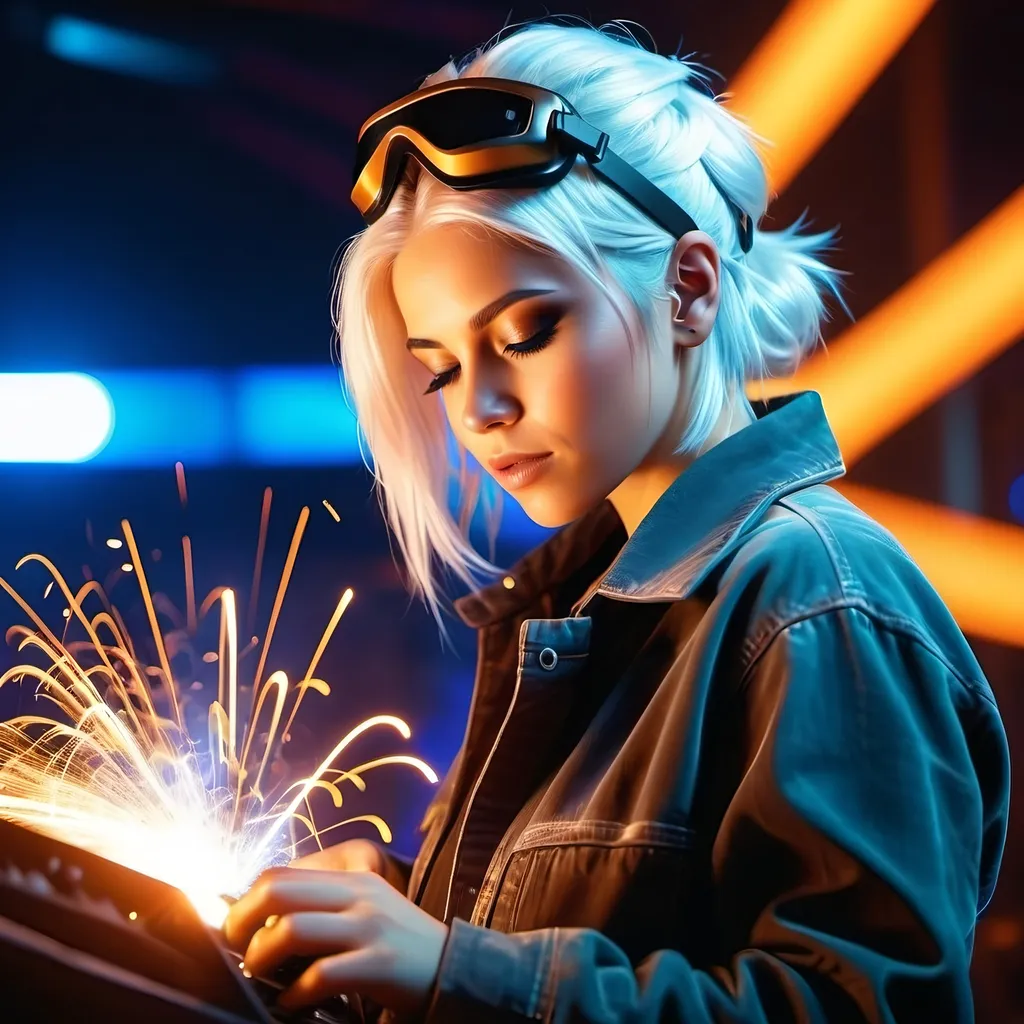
[1009,474,1024,524]
[472,497,556,550]
[235,366,361,465]
[89,370,232,467]
[45,15,218,85]
[1,365,560,545]
[0,372,114,462]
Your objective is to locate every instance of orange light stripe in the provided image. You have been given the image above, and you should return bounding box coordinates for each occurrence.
[727,0,937,193]
[748,187,1024,464]
[725,5,1024,648]
[836,482,1024,648]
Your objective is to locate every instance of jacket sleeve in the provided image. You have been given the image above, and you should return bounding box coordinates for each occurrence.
[421,606,1010,1023]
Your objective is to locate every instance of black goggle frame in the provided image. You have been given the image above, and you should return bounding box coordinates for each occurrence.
[352,77,754,252]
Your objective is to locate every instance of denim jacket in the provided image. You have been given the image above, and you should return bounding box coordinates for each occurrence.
[389,390,1010,1023]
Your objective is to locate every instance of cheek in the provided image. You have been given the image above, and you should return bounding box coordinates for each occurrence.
[542,323,646,453]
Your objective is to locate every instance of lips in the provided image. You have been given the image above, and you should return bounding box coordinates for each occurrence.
[487,452,552,472]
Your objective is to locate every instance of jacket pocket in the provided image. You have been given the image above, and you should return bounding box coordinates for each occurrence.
[485,820,701,966]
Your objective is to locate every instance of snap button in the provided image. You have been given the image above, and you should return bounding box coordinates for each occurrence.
[502,575,516,589]
[538,647,558,670]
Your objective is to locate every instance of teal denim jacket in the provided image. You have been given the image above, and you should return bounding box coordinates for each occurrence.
[395,390,1009,1024]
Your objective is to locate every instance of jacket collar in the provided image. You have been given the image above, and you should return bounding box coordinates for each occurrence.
[453,390,846,629]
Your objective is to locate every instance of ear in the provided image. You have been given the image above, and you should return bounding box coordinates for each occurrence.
[666,231,721,349]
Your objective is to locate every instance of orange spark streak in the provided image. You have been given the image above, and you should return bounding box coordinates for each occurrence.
[247,487,273,635]
[121,520,182,727]
[322,500,340,522]
[0,506,438,926]
[218,588,239,764]
[175,461,188,508]
[248,507,309,713]
[183,536,196,634]
[280,588,354,743]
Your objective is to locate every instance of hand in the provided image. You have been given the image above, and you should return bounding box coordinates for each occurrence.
[289,838,386,876]
[290,839,409,892]
[223,866,449,1015]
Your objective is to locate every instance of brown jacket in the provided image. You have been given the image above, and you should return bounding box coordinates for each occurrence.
[386,390,1009,1023]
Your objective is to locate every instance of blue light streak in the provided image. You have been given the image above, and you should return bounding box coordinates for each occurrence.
[235,365,363,465]
[45,15,219,85]
[0,366,556,547]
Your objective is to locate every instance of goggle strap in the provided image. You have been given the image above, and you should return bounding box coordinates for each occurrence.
[553,109,753,252]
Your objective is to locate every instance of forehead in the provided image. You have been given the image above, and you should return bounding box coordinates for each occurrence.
[391,222,573,331]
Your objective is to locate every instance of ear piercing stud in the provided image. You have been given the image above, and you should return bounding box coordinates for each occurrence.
[671,298,697,334]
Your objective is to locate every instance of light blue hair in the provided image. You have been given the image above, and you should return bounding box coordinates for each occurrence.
[333,17,846,639]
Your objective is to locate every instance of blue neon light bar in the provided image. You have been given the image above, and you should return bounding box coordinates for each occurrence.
[0,372,114,463]
[0,367,556,547]
[72,366,360,467]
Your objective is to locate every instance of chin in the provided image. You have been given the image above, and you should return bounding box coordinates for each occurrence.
[516,490,597,530]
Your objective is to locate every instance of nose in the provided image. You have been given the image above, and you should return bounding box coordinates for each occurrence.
[460,364,521,434]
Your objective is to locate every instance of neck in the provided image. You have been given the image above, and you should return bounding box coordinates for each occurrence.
[608,396,756,538]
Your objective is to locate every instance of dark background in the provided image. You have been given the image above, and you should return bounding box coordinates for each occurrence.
[1,0,1022,1018]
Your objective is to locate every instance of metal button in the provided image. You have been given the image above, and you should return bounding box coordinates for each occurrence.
[502,575,516,589]
[538,647,558,670]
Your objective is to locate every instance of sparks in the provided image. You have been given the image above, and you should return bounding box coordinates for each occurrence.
[0,505,437,930]
[175,461,188,508]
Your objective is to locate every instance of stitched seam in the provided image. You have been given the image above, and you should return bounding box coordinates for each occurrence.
[505,849,536,933]
[514,836,694,854]
[736,601,992,700]
[519,819,695,843]
[540,928,560,1023]
[523,651,589,660]
[776,493,860,597]
[525,921,550,1018]
[514,818,695,851]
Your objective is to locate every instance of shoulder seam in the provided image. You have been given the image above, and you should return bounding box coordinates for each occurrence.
[775,491,866,600]
[736,599,994,705]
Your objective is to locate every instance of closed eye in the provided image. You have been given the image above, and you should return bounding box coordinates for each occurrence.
[422,318,561,396]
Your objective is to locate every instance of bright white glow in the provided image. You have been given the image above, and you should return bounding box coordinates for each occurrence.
[0,373,114,462]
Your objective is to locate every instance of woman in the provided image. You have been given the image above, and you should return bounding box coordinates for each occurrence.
[224,19,1010,1023]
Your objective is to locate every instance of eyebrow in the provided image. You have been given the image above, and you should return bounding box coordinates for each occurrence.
[405,287,557,350]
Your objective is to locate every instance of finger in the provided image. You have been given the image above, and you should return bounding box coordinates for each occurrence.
[288,848,343,871]
[242,911,368,979]
[223,869,358,949]
[278,949,382,1012]
[288,846,373,873]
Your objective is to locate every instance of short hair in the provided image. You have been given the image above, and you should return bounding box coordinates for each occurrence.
[332,17,845,642]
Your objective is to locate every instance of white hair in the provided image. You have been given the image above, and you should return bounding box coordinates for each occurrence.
[332,17,845,643]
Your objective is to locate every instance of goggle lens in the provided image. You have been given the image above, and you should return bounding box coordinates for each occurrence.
[354,88,535,187]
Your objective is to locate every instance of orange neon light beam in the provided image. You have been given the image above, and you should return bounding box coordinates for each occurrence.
[725,5,1024,646]
[836,483,1024,649]
[748,187,1024,465]
[727,0,937,193]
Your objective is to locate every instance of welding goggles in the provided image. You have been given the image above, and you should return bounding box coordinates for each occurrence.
[351,77,754,252]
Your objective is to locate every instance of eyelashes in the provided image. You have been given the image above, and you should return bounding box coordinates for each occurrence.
[422,318,561,396]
